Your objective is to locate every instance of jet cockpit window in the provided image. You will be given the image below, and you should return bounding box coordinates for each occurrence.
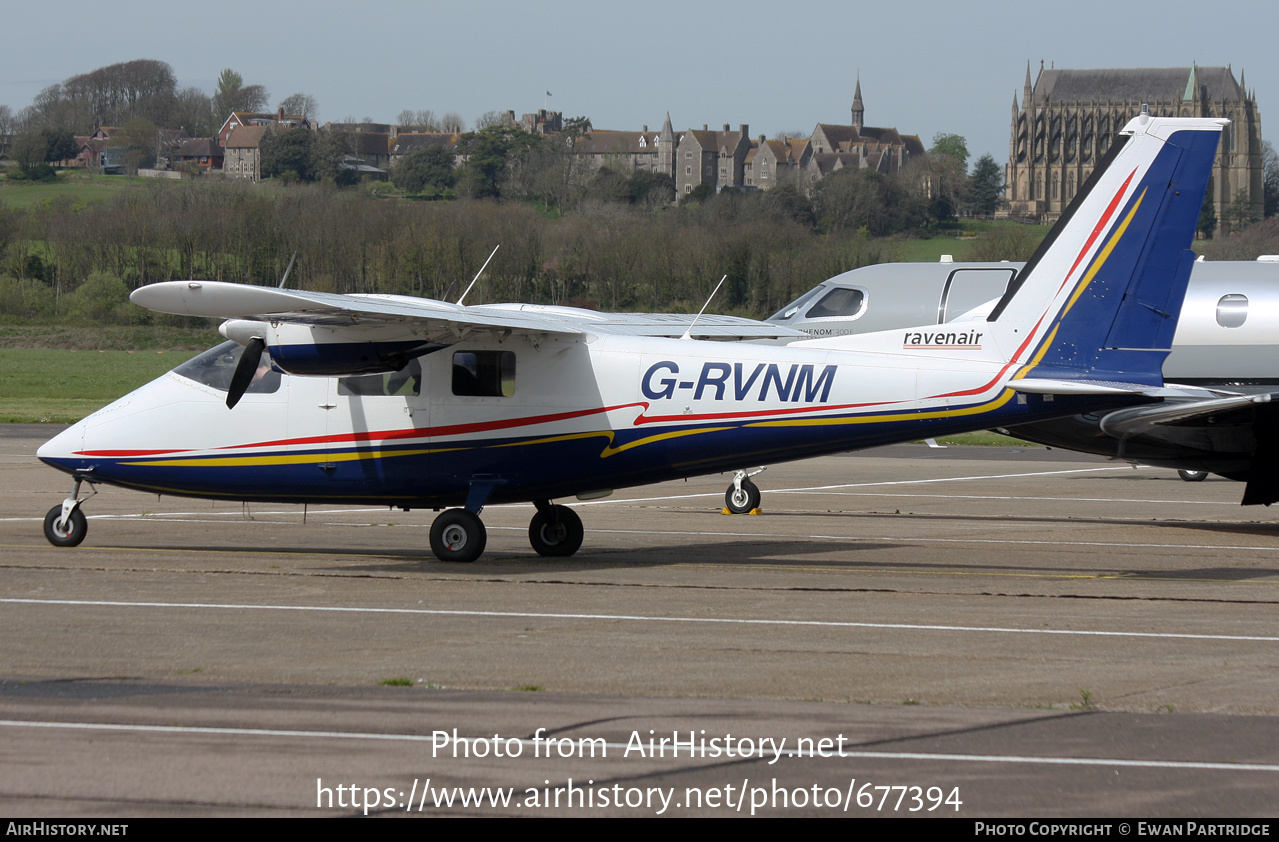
[338,358,423,397]
[768,286,826,321]
[804,287,866,320]
[172,341,281,395]
[1216,294,1249,328]
[452,351,516,397]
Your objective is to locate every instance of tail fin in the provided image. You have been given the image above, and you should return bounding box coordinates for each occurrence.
[989,113,1225,388]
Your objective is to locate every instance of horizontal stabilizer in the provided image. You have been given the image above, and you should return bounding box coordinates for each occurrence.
[1011,378,1178,396]
[1099,392,1276,438]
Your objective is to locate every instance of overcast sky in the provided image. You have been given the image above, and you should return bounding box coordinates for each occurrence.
[4,0,1273,165]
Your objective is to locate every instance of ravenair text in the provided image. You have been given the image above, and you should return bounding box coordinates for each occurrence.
[642,361,837,403]
[902,330,984,349]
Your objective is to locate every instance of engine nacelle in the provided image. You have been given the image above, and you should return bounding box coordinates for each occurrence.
[220,319,443,376]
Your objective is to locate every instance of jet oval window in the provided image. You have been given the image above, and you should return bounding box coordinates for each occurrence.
[804,287,866,320]
[1216,294,1249,328]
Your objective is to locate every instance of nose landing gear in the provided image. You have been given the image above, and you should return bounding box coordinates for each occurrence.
[724,467,766,514]
[44,476,96,548]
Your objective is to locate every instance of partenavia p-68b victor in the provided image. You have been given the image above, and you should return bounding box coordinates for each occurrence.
[39,114,1224,562]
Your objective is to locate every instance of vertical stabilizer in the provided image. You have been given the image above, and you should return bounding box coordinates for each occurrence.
[988,114,1224,387]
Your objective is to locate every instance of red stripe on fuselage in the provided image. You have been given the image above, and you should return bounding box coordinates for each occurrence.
[220,402,649,451]
[933,165,1139,400]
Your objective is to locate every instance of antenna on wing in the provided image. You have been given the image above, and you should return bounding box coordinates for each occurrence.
[680,275,727,340]
[456,245,501,306]
[278,251,298,289]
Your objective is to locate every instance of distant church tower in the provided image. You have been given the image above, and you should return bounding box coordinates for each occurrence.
[1005,62,1263,233]
[657,111,676,179]
[851,77,865,132]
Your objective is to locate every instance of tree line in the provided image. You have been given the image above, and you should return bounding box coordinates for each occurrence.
[0,177,910,325]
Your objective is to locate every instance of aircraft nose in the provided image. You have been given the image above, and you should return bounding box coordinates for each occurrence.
[37,420,87,468]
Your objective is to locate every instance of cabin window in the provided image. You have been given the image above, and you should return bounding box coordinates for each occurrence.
[339,358,422,396]
[452,351,516,397]
[1216,294,1249,328]
[805,287,866,319]
[172,341,282,395]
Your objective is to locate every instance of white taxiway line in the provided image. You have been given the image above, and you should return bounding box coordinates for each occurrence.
[1,719,1276,773]
[572,466,1142,506]
[1,464,1220,525]
[3,598,1277,643]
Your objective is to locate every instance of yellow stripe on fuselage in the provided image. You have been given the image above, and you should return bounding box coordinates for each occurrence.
[744,389,1015,428]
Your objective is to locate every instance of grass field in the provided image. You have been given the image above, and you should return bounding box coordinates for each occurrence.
[893,219,1051,263]
[0,170,134,209]
[0,348,194,422]
[0,323,220,351]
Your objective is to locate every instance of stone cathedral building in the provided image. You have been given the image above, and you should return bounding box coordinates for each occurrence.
[1005,64,1263,232]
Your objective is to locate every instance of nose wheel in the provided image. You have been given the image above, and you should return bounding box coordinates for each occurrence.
[724,467,765,514]
[43,476,95,548]
[44,506,87,547]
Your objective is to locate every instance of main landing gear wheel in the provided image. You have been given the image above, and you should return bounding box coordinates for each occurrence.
[1178,470,1209,482]
[429,509,486,563]
[44,506,87,547]
[725,477,761,514]
[529,505,584,557]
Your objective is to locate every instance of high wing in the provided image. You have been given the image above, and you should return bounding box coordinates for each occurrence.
[130,281,806,343]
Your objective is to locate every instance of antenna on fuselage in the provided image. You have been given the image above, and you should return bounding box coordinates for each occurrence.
[456,245,501,306]
[680,275,727,340]
[278,250,298,289]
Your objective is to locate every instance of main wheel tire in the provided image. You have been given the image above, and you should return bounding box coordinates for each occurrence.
[429,509,486,563]
[724,477,761,514]
[44,505,87,548]
[1178,470,1209,482]
[529,505,584,557]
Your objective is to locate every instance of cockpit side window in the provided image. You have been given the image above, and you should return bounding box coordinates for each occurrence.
[338,358,423,396]
[172,341,281,394]
[804,287,866,319]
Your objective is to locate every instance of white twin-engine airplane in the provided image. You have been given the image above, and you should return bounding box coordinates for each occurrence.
[39,114,1224,563]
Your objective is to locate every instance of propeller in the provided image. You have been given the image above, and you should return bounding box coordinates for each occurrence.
[226,337,266,409]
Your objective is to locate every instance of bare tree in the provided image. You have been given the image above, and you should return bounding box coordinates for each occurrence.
[109,118,159,180]
[213,68,269,118]
[1264,140,1279,218]
[171,87,214,136]
[396,109,439,130]
[0,105,13,153]
[440,112,466,133]
[278,93,319,120]
[474,111,506,130]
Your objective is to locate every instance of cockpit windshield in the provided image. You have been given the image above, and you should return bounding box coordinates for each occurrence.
[171,341,282,395]
[768,285,867,321]
[768,286,827,321]
[804,286,865,319]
